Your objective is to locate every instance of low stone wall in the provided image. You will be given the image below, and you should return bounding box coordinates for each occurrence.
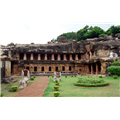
[30,73,78,76]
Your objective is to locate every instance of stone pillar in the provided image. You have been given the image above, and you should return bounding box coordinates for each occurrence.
[91,64,94,74]
[38,54,41,60]
[70,54,72,60]
[75,54,78,60]
[57,54,60,60]
[64,54,67,60]
[90,51,92,59]
[45,54,47,60]
[96,63,99,75]
[24,53,27,60]
[52,54,54,60]
[30,53,33,60]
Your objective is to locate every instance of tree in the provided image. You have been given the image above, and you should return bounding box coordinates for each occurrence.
[83,26,105,39]
[106,25,120,36]
[76,25,89,41]
[107,59,120,75]
[57,32,77,41]
[99,34,106,37]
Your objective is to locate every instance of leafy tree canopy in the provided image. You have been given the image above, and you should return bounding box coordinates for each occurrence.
[53,25,120,42]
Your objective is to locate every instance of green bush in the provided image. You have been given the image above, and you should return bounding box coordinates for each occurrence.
[1,93,4,97]
[55,82,60,86]
[53,92,60,97]
[107,66,120,75]
[71,75,74,77]
[55,79,58,83]
[54,86,59,91]
[87,75,90,78]
[99,75,102,78]
[113,75,118,79]
[52,75,54,78]
[77,76,105,84]
[30,77,34,80]
[112,60,120,66]
[10,86,18,92]
[99,33,105,37]
[33,75,36,78]
[74,82,109,87]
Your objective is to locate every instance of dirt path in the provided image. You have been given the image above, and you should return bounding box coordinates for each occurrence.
[14,76,49,97]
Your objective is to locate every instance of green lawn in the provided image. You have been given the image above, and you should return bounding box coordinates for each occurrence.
[43,76,120,97]
[1,76,39,97]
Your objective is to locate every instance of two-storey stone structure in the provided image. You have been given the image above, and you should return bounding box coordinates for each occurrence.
[1,34,120,78]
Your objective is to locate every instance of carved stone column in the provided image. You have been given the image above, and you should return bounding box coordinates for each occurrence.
[24,53,26,60]
[52,54,54,60]
[57,54,60,60]
[45,54,47,60]
[75,54,78,60]
[90,51,92,59]
[70,54,72,60]
[38,54,41,60]
[64,54,67,60]
[30,53,33,60]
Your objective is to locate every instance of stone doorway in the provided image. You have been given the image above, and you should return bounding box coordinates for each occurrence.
[47,54,52,60]
[27,54,30,60]
[93,63,96,74]
[62,66,65,71]
[88,64,91,73]
[20,53,24,60]
[72,54,75,60]
[54,54,58,60]
[34,66,37,72]
[98,62,101,73]
[41,54,45,60]
[56,66,58,71]
[60,54,63,60]
[66,54,69,60]
[26,66,29,70]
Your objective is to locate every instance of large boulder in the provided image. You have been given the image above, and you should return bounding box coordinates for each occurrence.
[58,36,67,43]
[103,35,113,41]
[115,33,120,39]
[7,42,14,46]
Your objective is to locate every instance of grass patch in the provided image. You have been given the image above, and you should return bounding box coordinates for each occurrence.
[1,76,39,97]
[43,76,120,97]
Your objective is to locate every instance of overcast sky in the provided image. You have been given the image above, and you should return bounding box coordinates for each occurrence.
[0,22,120,45]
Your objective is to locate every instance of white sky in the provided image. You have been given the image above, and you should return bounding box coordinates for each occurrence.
[0,22,120,45]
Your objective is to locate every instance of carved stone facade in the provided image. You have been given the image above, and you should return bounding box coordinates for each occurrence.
[1,34,120,77]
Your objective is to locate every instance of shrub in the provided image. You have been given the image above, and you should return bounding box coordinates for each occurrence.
[74,82,109,87]
[77,76,104,84]
[52,75,54,78]
[33,75,36,78]
[30,77,34,80]
[53,92,60,97]
[55,82,60,86]
[10,86,18,92]
[99,75,102,78]
[107,66,120,75]
[54,86,59,91]
[113,75,118,79]
[71,75,74,77]
[55,79,58,83]
[1,93,4,97]
[87,75,90,78]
